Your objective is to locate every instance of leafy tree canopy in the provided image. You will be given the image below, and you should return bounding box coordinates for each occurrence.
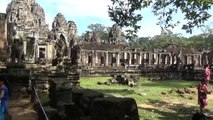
[108,0,213,38]
[87,23,107,33]
[86,23,110,40]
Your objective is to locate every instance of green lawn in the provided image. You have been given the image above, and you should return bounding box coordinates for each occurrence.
[80,77,213,120]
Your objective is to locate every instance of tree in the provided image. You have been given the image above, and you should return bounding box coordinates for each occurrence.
[87,23,109,40]
[108,0,213,37]
[88,23,106,33]
[128,30,187,49]
[201,25,213,49]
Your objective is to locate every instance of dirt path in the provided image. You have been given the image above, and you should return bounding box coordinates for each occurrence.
[8,86,37,120]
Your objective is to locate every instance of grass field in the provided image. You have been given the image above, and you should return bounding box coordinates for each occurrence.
[80,77,213,120]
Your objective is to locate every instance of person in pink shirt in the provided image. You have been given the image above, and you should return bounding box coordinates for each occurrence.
[204,64,211,85]
[198,80,208,113]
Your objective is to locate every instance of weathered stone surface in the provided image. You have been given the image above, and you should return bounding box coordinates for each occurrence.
[63,88,140,120]
[67,71,80,86]
[91,97,139,120]
[50,13,78,64]
[38,106,61,120]
[64,103,84,120]
[6,0,49,37]
[84,31,100,43]
[5,0,52,63]
[72,88,103,105]
[108,24,125,44]
[0,13,7,62]
[49,79,72,108]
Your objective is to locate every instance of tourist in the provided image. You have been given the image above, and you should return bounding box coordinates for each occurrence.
[0,74,9,120]
[204,64,211,85]
[197,79,208,114]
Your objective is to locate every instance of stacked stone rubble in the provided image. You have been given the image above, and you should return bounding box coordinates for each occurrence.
[48,78,72,108]
[31,74,49,93]
[67,69,80,87]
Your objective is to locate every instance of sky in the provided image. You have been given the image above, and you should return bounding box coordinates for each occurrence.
[0,0,213,38]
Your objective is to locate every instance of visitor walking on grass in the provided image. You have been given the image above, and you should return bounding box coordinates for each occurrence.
[204,64,211,85]
[0,75,9,120]
[198,79,208,114]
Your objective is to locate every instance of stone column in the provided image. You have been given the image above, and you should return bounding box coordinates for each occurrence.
[80,51,84,66]
[132,53,135,64]
[186,55,190,64]
[149,53,152,65]
[23,40,27,56]
[105,52,108,66]
[85,51,88,65]
[195,55,198,66]
[185,55,188,65]
[134,53,137,64]
[199,55,201,66]
[129,53,132,65]
[88,51,93,66]
[124,52,127,64]
[174,55,177,64]
[116,52,120,66]
[206,55,208,65]
[34,38,39,63]
[143,53,146,63]
[170,55,173,65]
[159,53,162,64]
[95,52,98,66]
[154,53,158,65]
[5,18,7,40]
[139,53,142,65]
[91,51,94,66]
[157,54,160,65]
[46,45,49,61]
[165,55,167,64]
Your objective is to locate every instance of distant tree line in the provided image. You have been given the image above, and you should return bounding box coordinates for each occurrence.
[81,23,213,51]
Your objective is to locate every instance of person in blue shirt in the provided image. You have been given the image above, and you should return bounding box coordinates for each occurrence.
[0,75,9,120]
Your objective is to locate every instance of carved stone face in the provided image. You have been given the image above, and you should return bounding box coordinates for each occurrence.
[18,8,24,18]
[11,12,16,22]
[85,32,92,42]
[68,21,77,35]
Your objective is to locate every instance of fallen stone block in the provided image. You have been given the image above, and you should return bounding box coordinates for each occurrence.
[91,97,140,120]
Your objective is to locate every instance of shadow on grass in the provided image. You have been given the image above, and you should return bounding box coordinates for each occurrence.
[140,99,212,120]
[141,80,198,89]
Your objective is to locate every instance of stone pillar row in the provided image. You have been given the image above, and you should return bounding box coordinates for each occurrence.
[81,50,203,67]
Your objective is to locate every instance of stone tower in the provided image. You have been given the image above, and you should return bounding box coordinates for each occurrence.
[51,13,77,45]
[50,13,78,60]
[6,0,50,62]
[6,0,49,39]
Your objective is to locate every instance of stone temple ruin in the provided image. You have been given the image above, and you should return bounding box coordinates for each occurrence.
[0,0,213,119]
[1,0,212,74]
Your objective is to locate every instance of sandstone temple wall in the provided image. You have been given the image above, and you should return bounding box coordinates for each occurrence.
[1,0,213,68]
[80,48,204,68]
[0,13,8,62]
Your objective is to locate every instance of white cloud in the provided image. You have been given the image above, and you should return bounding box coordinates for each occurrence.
[137,25,161,37]
[37,0,113,30]
[45,14,54,29]
[40,0,111,19]
[0,0,10,13]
